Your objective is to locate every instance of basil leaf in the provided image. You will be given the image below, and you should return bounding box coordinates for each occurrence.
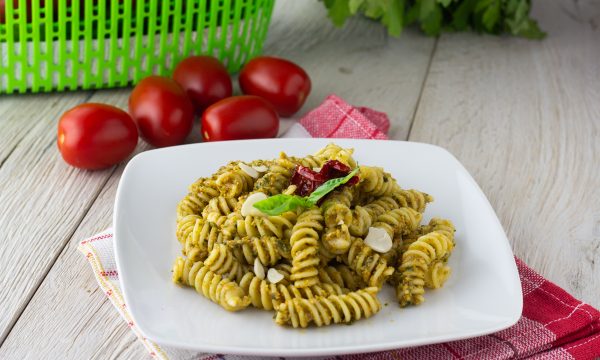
[253,194,311,216]
[306,167,360,204]
[252,167,360,216]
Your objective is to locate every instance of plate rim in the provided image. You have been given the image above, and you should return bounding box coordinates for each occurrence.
[114,138,523,356]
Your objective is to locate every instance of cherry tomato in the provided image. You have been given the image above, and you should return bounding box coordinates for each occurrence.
[173,55,232,112]
[128,76,194,147]
[57,103,138,170]
[239,56,311,117]
[201,96,279,142]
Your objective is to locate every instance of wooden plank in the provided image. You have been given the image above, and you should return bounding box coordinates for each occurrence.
[0,167,147,359]
[0,88,138,344]
[0,0,436,358]
[409,0,600,307]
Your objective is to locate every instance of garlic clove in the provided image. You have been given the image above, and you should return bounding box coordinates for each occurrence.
[254,258,266,280]
[252,165,269,173]
[239,162,259,178]
[241,192,268,217]
[267,268,284,284]
[364,227,393,253]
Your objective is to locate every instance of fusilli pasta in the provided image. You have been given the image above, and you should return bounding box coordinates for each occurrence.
[274,287,381,328]
[171,143,456,328]
[290,208,323,288]
[172,257,250,312]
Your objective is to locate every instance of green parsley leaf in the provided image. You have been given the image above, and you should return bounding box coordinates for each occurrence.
[319,0,544,39]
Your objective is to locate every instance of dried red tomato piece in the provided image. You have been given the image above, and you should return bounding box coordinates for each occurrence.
[290,160,359,197]
[290,165,326,196]
[319,160,351,179]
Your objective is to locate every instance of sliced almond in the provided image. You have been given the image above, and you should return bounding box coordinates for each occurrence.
[267,268,284,284]
[239,162,259,178]
[252,165,269,173]
[254,258,266,280]
[364,227,393,253]
[241,192,268,217]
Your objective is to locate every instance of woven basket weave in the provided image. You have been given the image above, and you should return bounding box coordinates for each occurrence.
[0,0,275,94]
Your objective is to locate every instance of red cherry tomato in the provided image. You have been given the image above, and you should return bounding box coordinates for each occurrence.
[173,55,232,112]
[57,103,138,170]
[201,96,279,142]
[128,76,194,147]
[239,56,311,117]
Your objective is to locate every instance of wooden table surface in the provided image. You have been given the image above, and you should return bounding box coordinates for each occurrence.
[0,0,598,358]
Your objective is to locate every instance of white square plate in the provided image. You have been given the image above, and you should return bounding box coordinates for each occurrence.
[114,139,522,357]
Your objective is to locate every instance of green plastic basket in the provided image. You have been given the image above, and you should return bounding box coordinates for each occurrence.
[0,0,275,94]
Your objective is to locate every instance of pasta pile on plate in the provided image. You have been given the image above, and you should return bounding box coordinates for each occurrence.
[172,143,456,328]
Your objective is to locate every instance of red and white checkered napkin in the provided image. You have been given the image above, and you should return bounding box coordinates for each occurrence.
[79,94,600,360]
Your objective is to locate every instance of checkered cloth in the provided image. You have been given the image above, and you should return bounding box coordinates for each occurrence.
[80,95,600,360]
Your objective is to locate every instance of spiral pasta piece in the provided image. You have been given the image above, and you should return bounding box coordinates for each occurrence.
[319,264,366,291]
[172,257,250,312]
[358,166,397,197]
[176,193,204,219]
[349,205,372,237]
[363,196,399,218]
[275,287,381,328]
[425,260,452,289]
[282,154,323,168]
[312,143,357,168]
[216,165,255,198]
[253,158,296,196]
[391,188,434,213]
[321,187,354,227]
[201,196,238,231]
[234,212,296,240]
[204,244,248,282]
[372,207,423,239]
[322,224,352,255]
[289,208,323,288]
[399,218,455,256]
[176,214,201,245]
[180,217,227,260]
[427,218,455,242]
[396,228,455,307]
[229,236,291,266]
[239,272,345,311]
[180,179,221,218]
[344,237,395,287]
[318,241,337,265]
[349,196,400,237]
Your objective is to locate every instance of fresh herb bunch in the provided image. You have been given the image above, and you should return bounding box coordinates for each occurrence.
[322,0,545,39]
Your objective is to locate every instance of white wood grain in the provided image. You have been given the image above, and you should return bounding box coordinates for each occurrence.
[409,0,600,307]
[0,89,139,344]
[0,1,436,359]
[0,166,146,359]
